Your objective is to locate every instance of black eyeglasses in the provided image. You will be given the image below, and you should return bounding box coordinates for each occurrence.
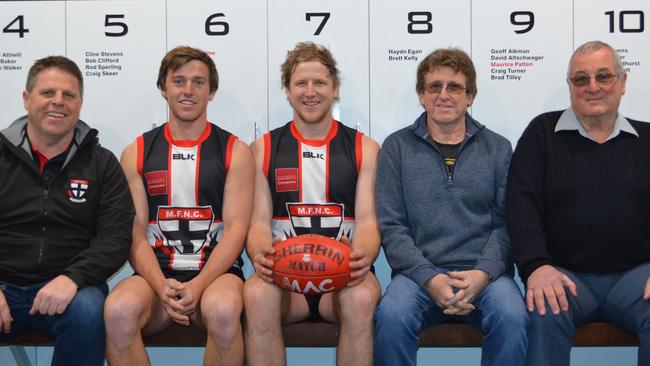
[568,73,618,87]
[424,81,466,95]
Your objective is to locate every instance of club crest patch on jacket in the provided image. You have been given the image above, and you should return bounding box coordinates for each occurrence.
[68,178,89,203]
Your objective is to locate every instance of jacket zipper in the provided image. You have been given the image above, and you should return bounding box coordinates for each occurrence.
[438,136,471,185]
[39,186,49,267]
[444,160,453,184]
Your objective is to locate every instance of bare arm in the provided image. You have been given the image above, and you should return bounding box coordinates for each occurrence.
[347,135,381,286]
[181,140,253,305]
[245,138,276,282]
[121,142,166,292]
[121,141,187,324]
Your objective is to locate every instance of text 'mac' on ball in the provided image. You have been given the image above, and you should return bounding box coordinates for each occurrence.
[269,234,352,296]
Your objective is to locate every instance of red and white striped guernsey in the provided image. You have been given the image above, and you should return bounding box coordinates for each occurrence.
[137,122,243,281]
[264,120,363,241]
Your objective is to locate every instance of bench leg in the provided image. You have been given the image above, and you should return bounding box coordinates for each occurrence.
[9,346,34,366]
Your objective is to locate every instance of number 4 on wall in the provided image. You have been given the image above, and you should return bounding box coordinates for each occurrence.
[3,15,29,38]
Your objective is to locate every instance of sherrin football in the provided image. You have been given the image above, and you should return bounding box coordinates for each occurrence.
[269,234,352,296]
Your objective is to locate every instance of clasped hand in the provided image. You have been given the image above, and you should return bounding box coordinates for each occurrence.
[426,270,490,316]
[160,278,202,326]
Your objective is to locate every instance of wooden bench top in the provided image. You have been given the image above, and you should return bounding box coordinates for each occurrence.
[3,321,639,348]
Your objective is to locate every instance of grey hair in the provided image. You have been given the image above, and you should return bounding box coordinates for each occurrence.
[567,40,625,81]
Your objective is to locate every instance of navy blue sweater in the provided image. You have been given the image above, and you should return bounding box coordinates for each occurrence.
[507,110,650,279]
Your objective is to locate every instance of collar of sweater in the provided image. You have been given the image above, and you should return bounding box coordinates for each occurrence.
[411,111,484,143]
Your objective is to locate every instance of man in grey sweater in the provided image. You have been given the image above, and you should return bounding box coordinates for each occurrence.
[374,48,528,366]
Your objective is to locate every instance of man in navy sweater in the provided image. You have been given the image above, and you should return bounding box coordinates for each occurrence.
[374,48,528,366]
[507,40,650,365]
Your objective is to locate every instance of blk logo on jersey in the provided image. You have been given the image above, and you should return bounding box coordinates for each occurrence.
[302,151,324,160]
[155,206,216,255]
[172,153,195,161]
[68,179,89,203]
[286,203,344,238]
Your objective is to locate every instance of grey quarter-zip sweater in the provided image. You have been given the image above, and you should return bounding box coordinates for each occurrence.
[376,111,513,287]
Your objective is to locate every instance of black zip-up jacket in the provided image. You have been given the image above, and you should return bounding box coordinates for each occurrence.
[0,116,134,287]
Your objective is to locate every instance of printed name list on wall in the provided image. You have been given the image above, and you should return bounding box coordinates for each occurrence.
[471,0,573,144]
[0,2,65,123]
[66,0,167,153]
[369,0,471,142]
[0,0,648,153]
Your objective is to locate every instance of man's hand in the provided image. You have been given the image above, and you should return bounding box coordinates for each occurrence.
[253,239,280,283]
[347,249,371,287]
[643,276,650,301]
[445,270,490,311]
[0,289,13,334]
[29,275,78,316]
[159,278,190,326]
[342,236,371,287]
[425,274,475,316]
[526,265,577,315]
[176,280,205,317]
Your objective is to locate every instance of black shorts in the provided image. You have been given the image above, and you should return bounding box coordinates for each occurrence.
[303,265,375,321]
[134,265,245,282]
[305,294,323,321]
[225,266,245,281]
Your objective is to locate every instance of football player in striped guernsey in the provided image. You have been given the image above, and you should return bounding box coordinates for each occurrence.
[104,46,253,366]
[244,42,381,366]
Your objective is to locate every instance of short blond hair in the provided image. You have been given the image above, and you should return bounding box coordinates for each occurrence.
[281,42,340,92]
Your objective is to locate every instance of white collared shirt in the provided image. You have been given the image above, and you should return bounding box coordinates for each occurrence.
[554,107,638,142]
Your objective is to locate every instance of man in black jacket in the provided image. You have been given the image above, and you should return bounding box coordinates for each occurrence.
[0,56,133,366]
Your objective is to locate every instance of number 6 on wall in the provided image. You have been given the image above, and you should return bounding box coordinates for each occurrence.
[205,13,229,36]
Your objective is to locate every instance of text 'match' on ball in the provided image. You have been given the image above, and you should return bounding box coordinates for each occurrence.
[269,234,351,295]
